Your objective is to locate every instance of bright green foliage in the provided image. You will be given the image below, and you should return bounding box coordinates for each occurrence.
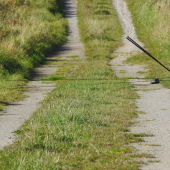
[78,0,123,61]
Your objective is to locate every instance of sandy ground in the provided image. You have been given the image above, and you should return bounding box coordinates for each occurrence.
[0,0,84,150]
[112,0,170,169]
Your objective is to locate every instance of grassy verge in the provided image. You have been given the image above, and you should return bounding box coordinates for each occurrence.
[0,0,148,169]
[0,0,68,110]
[0,78,26,111]
[126,0,170,88]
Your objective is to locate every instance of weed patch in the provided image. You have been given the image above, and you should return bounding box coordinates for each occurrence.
[0,0,67,78]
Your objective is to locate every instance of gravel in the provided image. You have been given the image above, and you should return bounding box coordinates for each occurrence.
[112,0,170,169]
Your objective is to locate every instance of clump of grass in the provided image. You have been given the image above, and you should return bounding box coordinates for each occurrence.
[119,70,126,73]
[0,74,27,110]
[126,0,170,88]
[94,9,111,15]
[41,76,65,81]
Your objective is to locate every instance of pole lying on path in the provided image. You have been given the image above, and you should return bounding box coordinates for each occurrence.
[126,36,170,73]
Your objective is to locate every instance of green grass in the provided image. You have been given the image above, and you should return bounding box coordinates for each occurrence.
[0,0,150,169]
[0,0,68,110]
[0,0,68,78]
[126,0,170,88]
[0,59,144,169]
[0,75,27,111]
[78,0,123,60]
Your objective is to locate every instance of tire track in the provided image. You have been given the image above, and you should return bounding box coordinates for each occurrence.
[112,0,170,169]
[0,0,84,150]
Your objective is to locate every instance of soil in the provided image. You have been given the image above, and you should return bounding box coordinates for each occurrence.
[112,0,170,169]
[0,0,84,150]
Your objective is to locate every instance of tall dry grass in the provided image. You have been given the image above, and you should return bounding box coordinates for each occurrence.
[0,0,68,78]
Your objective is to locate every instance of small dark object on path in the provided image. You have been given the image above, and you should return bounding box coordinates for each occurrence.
[151,78,160,84]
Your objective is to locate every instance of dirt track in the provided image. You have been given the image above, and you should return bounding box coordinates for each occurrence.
[0,0,83,150]
[112,0,170,169]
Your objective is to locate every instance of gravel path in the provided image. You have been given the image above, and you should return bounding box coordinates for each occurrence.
[54,0,84,59]
[0,0,84,150]
[112,0,170,169]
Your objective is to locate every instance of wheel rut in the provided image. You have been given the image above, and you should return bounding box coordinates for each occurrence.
[112,0,170,169]
[0,0,84,150]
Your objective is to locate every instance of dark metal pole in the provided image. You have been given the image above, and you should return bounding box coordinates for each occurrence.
[126,36,170,73]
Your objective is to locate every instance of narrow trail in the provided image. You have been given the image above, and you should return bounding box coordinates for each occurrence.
[0,0,84,150]
[1,0,170,169]
[112,0,170,169]
[54,0,84,59]
[110,0,146,79]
